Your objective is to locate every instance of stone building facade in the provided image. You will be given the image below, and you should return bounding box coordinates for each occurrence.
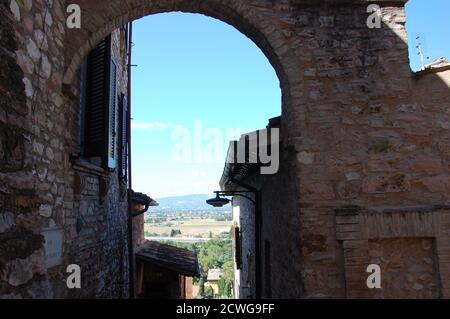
[223,118,303,299]
[1,1,131,298]
[231,195,256,299]
[1,0,450,298]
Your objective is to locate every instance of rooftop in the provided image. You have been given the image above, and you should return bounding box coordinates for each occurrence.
[207,268,223,281]
[416,57,450,75]
[220,116,281,191]
[136,241,200,277]
[131,191,159,207]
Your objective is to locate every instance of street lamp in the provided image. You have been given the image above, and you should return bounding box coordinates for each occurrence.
[206,189,262,299]
[206,192,231,207]
[206,191,256,207]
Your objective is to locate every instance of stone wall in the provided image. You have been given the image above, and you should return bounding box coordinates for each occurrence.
[232,196,256,299]
[367,238,439,299]
[335,206,450,298]
[1,0,68,298]
[65,26,130,298]
[1,0,450,298]
[1,0,130,298]
[259,147,303,298]
[228,135,303,299]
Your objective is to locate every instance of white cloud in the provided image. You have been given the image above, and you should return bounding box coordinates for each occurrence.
[131,121,176,130]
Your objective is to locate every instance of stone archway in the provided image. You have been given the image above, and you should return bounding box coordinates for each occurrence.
[61,1,306,298]
[60,1,301,302]
[3,0,450,299]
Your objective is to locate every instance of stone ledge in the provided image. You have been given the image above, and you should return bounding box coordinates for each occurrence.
[336,204,450,216]
[415,64,450,76]
[335,205,450,241]
[71,158,109,178]
[414,58,450,76]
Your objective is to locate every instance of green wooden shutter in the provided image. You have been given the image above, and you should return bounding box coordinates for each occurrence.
[84,37,110,158]
[84,35,118,171]
[107,58,119,171]
[119,94,128,180]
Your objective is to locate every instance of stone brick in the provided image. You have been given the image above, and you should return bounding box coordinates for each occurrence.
[337,180,362,199]
[418,175,449,193]
[410,157,443,175]
[364,173,411,194]
[38,204,52,217]
[301,182,335,200]
[9,0,21,21]
[297,151,314,164]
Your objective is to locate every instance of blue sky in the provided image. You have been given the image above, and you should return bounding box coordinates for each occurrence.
[130,12,281,198]
[131,1,449,199]
[406,0,450,71]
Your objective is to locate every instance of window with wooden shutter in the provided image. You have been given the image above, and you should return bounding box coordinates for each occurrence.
[119,94,128,181]
[84,36,109,161]
[107,59,119,171]
[82,35,118,171]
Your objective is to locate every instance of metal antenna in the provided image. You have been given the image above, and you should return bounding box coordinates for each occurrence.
[415,36,430,71]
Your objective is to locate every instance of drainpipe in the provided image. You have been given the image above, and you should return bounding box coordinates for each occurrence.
[229,177,262,299]
[132,203,150,218]
[126,21,135,299]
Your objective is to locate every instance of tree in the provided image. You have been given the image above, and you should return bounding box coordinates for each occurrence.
[204,285,215,298]
[222,260,234,283]
[198,278,205,297]
[158,233,235,298]
[170,229,181,237]
[218,278,227,296]
[198,238,233,271]
[224,281,233,298]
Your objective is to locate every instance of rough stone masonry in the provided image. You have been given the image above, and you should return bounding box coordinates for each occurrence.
[0,0,450,298]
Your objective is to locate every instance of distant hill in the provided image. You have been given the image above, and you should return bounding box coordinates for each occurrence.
[151,194,231,212]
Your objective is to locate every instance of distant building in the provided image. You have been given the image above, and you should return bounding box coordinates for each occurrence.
[206,268,223,296]
[135,241,200,299]
[131,193,200,299]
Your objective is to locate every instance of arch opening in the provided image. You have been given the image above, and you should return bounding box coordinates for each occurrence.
[70,4,294,299]
[63,1,298,119]
[128,12,284,299]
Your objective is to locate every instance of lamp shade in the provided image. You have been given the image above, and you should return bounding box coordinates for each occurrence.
[206,193,230,207]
